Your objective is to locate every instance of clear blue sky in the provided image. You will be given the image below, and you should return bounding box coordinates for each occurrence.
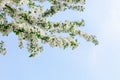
[0,0,120,80]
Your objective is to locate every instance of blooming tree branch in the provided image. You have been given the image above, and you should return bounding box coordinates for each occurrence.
[0,0,98,57]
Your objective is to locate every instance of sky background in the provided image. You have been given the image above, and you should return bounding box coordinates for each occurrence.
[0,0,120,80]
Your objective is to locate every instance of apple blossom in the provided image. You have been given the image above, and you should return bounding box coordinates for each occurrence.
[0,0,98,57]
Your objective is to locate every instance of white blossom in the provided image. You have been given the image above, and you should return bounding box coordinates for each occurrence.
[0,0,98,57]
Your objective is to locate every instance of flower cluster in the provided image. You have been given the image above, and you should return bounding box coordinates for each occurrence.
[0,0,98,57]
[0,41,6,55]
